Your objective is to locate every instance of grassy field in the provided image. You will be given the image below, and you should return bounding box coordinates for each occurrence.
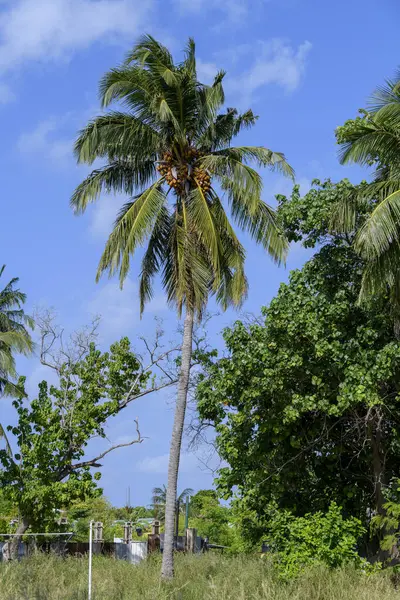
[0,553,398,600]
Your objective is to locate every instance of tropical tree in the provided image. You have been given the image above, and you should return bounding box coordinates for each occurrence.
[197,180,400,561]
[152,484,193,521]
[0,265,33,396]
[71,35,293,578]
[0,336,152,558]
[0,265,33,454]
[335,71,400,305]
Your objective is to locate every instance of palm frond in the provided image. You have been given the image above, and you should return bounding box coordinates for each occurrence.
[0,423,12,456]
[0,266,33,397]
[70,161,156,214]
[125,34,175,71]
[358,242,400,306]
[369,71,400,115]
[232,199,288,265]
[97,181,167,285]
[177,487,194,502]
[163,216,211,316]
[330,185,370,234]
[214,146,294,179]
[187,184,222,277]
[139,206,170,314]
[0,331,32,355]
[74,112,161,164]
[197,108,257,150]
[201,154,263,214]
[183,38,196,76]
[355,188,400,260]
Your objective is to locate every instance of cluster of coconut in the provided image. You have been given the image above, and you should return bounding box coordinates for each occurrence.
[156,148,211,194]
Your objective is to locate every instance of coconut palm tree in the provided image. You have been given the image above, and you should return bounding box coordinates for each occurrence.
[71,35,293,578]
[0,265,34,453]
[152,485,193,521]
[0,265,33,395]
[336,71,400,304]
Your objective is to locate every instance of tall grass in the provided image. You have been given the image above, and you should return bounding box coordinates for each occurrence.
[0,553,398,600]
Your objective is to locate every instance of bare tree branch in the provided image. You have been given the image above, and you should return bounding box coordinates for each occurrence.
[69,419,143,472]
[35,308,100,373]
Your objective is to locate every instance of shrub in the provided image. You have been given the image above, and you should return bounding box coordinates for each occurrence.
[265,502,367,578]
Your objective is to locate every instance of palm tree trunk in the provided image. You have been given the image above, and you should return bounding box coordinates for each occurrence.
[161,306,194,580]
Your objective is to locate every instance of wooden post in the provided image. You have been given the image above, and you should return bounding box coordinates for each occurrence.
[147,534,160,553]
[175,499,180,546]
[123,522,132,544]
[152,520,160,535]
[185,528,197,554]
[93,521,103,555]
[94,522,103,542]
[148,520,161,554]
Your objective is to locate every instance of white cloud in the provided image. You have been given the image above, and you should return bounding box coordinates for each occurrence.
[174,0,266,23]
[137,452,198,474]
[87,279,140,338]
[89,197,122,239]
[196,59,219,85]
[87,279,166,339]
[226,39,312,102]
[0,0,153,99]
[16,117,73,164]
[0,0,153,71]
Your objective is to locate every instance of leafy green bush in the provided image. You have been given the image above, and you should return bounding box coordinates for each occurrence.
[265,502,367,579]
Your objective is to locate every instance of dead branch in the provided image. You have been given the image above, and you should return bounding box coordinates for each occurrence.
[69,419,143,472]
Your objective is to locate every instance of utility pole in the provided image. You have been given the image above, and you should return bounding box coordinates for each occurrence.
[184,495,190,530]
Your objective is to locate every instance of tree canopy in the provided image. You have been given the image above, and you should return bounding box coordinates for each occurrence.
[0,265,33,397]
[0,338,148,534]
[196,180,400,557]
[71,34,293,317]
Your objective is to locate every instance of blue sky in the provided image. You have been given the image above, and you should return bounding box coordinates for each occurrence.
[1,0,399,509]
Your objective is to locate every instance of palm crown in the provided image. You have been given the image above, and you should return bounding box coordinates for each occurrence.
[0,265,33,396]
[336,72,400,302]
[152,485,193,520]
[71,35,293,316]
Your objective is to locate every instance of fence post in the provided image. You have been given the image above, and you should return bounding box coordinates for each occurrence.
[185,528,197,554]
[94,522,103,543]
[88,521,93,600]
[123,522,132,544]
[184,495,190,530]
[152,520,160,535]
[148,520,161,554]
[174,500,180,548]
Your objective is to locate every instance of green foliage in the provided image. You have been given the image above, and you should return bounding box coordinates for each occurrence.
[276,178,371,248]
[370,482,400,553]
[188,490,234,547]
[0,264,33,398]
[69,497,126,542]
[152,485,193,521]
[0,489,16,533]
[265,503,367,579]
[196,180,400,554]
[72,35,293,317]
[0,338,149,530]
[334,73,400,305]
